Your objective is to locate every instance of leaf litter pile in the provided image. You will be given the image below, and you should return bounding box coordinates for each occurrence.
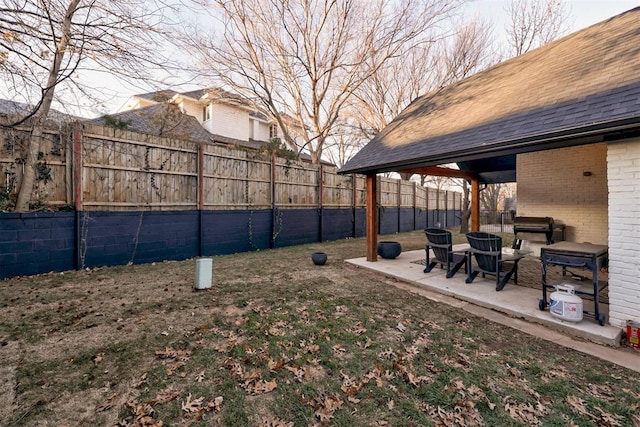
[0,231,639,426]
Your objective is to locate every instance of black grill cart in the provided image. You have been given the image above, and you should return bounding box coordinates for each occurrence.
[539,242,608,326]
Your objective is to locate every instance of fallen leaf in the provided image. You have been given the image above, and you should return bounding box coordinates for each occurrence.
[257,416,294,426]
[209,396,223,413]
[507,367,522,378]
[396,322,406,332]
[96,393,117,412]
[245,379,277,395]
[387,400,394,410]
[310,392,344,422]
[565,395,589,416]
[151,388,180,405]
[268,358,285,371]
[182,393,203,413]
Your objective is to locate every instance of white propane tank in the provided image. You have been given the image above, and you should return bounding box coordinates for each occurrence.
[549,284,583,322]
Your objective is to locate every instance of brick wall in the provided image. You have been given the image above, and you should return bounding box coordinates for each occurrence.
[517,143,608,244]
[607,138,640,327]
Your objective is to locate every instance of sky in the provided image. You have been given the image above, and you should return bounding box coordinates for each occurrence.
[72,0,640,118]
[467,0,638,30]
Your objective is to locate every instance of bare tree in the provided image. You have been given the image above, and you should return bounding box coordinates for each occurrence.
[322,120,367,169]
[505,0,570,56]
[346,17,494,147]
[348,44,440,142]
[337,16,494,183]
[183,0,462,164]
[436,16,497,85]
[0,0,175,211]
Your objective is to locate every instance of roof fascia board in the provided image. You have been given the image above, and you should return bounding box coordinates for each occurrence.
[339,116,640,175]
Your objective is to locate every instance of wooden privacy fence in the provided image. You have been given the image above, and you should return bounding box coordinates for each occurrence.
[0,122,462,214]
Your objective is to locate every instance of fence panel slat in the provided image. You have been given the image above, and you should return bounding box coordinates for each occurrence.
[0,122,463,214]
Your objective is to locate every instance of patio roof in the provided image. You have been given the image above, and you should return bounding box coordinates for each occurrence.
[339,7,640,182]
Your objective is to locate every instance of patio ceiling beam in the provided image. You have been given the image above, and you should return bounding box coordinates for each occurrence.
[398,166,477,180]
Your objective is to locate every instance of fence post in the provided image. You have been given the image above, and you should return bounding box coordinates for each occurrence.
[445,190,449,228]
[425,187,429,228]
[318,165,324,242]
[197,141,204,256]
[270,153,276,249]
[435,188,440,227]
[413,181,416,231]
[397,179,401,233]
[65,126,73,205]
[377,176,381,235]
[352,174,357,238]
[73,122,83,271]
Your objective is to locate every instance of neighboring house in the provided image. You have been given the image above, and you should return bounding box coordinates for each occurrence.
[116,87,330,165]
[86,103,232,145]
[339,7,640,328]
[120,87,300,150]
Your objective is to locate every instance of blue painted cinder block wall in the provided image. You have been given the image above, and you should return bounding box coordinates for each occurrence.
[0,207,461,279]
[82,211,200,268]
[0,212,75,278]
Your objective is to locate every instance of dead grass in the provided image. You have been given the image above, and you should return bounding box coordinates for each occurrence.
[0,230,638,426]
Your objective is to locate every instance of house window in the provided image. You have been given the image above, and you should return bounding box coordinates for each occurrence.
[203,105,211,122]
[269,124,278,139]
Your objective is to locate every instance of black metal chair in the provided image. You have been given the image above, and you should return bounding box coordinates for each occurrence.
[424,228,467,278]
[465,232,524,291]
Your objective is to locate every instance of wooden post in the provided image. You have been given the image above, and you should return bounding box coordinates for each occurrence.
[397,179,401,233]
[73,123,83,211]
[412,181,416,230]
[352,174,357,238]
[65,125,73,205]
[318,165,324,242]
[270,153,276,249]
[197,141,204,256]
[471,178,480,232]
[366,173,378,262]
[426,187,430,227]
[197,141,204,210]
[73,123,83,271]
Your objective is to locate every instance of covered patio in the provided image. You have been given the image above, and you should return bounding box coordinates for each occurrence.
[339,7,640,334]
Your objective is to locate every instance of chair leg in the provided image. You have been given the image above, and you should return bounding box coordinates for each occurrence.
[496,269,516,291]
[424,261,438,273]
[446,261,464,279]
[465,270,479,284]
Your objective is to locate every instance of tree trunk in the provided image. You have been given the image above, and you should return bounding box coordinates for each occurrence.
[14,0,80,212]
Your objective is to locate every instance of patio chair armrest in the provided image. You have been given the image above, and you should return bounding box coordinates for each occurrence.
[427,242,451,250]
[500,254,525,263]
[468,248,501,257]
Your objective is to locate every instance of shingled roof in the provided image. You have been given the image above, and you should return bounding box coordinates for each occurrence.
[86,104,216,142]
[340,7,640,180]
[86,104,315,157]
